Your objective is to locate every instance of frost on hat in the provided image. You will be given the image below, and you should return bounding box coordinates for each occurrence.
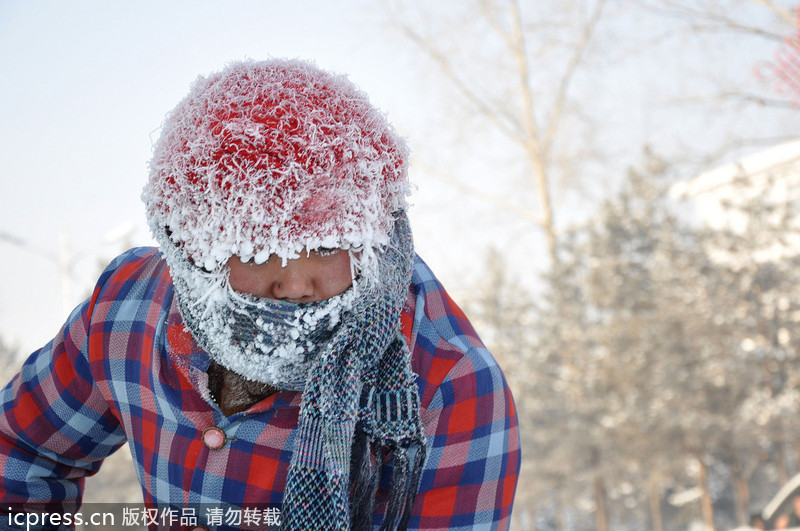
[142,58,410,272]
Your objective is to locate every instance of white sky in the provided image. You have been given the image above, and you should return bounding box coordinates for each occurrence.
[0,0,463,355]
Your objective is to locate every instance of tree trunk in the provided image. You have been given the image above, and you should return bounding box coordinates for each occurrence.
[556,489,567,531]
[649,475,664,531]
[698,454,716,531]
[594,474,609,531]
[777,440,790,485]
[732,465,751,527]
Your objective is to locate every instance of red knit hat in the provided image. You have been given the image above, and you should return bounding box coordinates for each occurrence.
[143,59,410,271]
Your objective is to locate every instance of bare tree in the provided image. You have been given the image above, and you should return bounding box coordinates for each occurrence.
[385,0,610,268]
[386,0,797,266]
[640,0,800,110]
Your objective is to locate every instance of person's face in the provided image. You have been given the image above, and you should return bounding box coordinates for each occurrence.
[226,249,353,302]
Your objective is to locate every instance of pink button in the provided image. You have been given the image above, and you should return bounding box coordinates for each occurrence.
[202,426,227,450]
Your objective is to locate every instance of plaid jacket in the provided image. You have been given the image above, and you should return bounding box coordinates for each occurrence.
[0,248,520,530]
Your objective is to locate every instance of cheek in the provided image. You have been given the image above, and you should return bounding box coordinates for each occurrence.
[315,254,354,298]
[227,266,261,294]
[227,258,282,296]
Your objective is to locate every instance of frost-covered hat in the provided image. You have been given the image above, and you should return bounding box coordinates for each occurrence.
[142,58,410,274]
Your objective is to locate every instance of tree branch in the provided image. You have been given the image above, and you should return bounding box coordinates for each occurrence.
[424,164,542,225]
[397,22,526,142]
[541,0,607,155]
[639,0,790,43]
[747,0,798,27]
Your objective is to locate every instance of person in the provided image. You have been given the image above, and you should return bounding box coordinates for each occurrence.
[0,59,520,530]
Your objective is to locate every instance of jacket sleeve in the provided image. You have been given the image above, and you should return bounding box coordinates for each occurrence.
[409,345,521,531]
[0,262,128,514]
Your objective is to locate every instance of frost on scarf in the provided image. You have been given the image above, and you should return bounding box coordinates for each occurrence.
[141,58,410,285]
[161,226,359,388]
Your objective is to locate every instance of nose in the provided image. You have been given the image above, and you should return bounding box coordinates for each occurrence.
[270,260,315,301]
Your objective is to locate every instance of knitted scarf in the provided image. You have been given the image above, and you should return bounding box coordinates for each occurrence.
[169,255,359,391]
[164,213,425,529]
[281,213,426,530]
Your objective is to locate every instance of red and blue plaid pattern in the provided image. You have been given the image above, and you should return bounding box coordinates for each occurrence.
[0,248,520,529]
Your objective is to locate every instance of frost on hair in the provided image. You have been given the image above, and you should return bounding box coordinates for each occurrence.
[142,58,410,278]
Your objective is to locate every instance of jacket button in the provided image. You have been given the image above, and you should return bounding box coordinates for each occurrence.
[202,426,227,450]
